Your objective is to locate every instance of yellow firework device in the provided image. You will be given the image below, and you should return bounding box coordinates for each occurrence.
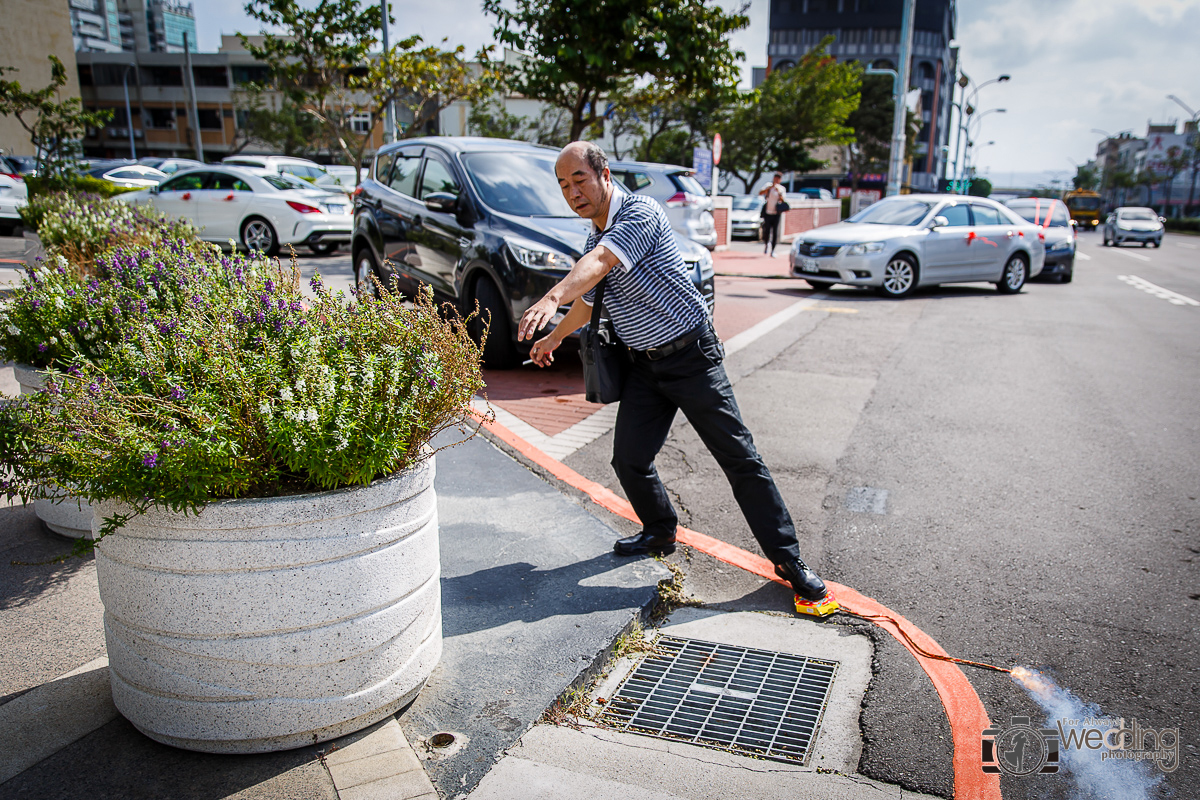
[794,590,840,618]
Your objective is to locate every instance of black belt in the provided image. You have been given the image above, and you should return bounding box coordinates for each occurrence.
[638,323,707,361]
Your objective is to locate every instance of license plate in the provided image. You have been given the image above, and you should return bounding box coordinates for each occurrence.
[324,204,348,214]
[798,256,819,272]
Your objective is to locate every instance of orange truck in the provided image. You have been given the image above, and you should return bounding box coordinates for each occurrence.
[1063,190,1104,231]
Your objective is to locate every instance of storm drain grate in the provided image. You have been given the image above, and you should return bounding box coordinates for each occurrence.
[597,636,838,765]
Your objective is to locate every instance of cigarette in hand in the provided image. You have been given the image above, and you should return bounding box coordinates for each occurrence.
[522,359,535,366]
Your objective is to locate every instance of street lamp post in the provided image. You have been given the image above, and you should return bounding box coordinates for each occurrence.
[381,0,397,144]
[961,109,1005,193]
[121,63,136,160]
[883,0,916,197]
[951,73,1010,192]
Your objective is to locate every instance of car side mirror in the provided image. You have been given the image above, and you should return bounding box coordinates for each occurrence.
[930,215,949,229]
[1069,219,1077,226]
[424,192,457,213]
[1159,216,1166,223]
[149,185,159,194]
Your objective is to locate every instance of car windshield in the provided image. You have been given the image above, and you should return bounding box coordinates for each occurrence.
[1008,201,1069,227]
[263,173,319,192]
[462,152,576,217]
[1067,196,1102,211]
[846,198,932,226]
[1119,209,1157,221]
[672,173,707,196]
[732,196,763,210]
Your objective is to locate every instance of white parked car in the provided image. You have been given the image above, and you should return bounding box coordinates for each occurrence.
[608,160,718,249]
[222,154,330,184]
[88,164,168,189]
[137,157,205,176]
[790,194,1045,298]
[0,156,29,235]
[119,166,352,255]
[314,165,366,192]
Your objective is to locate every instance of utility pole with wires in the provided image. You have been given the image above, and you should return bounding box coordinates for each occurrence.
[885,0,916,197]
[381,0,397,144]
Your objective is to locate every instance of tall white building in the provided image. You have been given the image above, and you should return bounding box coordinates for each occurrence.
[69,0,196,53]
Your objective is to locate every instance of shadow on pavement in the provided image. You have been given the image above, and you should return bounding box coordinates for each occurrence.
[0,714,336,800]
[0,504,89,612]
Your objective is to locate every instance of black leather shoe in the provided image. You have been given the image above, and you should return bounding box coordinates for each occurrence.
[614,532,677,556]
[774,558,827,602]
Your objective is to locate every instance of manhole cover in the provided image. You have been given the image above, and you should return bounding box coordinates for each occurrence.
[598,636,838,765]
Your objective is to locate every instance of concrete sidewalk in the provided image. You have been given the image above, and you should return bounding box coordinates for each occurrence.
[0,420,666,798]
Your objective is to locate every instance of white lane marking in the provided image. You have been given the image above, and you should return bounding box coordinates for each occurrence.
[1177,242,1198,250]
[725,296,821,355]
[1075,252,1092,261]
[477,296,824,459]
[1117,275,1200,306]
[1112,248,1152,262]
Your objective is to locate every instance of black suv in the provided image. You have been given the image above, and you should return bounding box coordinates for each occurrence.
[351,137,715,367]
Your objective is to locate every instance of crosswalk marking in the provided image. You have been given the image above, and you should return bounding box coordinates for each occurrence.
[1117,275,1200,306]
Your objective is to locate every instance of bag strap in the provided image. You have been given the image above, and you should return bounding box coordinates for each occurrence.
[590,276,607,330]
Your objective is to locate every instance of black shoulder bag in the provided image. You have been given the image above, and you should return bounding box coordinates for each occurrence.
[579,277,628,404]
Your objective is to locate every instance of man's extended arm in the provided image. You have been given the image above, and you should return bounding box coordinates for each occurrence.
[517,244,620,341]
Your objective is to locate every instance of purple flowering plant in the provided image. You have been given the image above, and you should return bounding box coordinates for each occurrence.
[0,246,487,543]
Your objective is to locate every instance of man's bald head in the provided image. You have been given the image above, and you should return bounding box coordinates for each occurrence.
[556,141,609,180]
[555,141,613,222]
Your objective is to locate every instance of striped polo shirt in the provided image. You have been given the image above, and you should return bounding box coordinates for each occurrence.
[582,189,708,351]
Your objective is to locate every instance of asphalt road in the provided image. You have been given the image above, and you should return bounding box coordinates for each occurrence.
[566,232,1200,798]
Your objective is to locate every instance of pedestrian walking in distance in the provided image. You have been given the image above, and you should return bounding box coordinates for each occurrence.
[517,142,828,603]
[759,172,786,257]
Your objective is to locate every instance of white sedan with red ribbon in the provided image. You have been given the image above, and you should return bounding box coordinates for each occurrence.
[789,194,1045,298]
[118,165,352,256]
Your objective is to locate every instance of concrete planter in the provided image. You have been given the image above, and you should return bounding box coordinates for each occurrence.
[93,456,442,753]
[13,363,95,540]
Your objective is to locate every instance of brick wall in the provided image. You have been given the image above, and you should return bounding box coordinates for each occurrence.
[712,195,732,250]
[779,199,842,243]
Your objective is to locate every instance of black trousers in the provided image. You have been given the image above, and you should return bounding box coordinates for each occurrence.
[612,325,802,565]
[762,212,781,251]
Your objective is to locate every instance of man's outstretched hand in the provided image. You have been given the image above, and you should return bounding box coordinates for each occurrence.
[518,296,559,342]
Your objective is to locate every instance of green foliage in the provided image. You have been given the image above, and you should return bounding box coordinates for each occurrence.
[485,0,749,142]
[1164,217,1200,232]
[845,73,893,188]
[17,190,196,272]
[240,1,498,180]
[720,39,861,192]
[3,196,200,368]
[231,86,329,159]
[24,174,142,200]
[967,177,993,197]
[1073,164,1099,191]
[469,100,529,140]
[0,247,485,538]
[0,56,113,183]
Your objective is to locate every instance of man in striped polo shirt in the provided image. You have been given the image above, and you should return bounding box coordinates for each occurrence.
[518,141,828,604]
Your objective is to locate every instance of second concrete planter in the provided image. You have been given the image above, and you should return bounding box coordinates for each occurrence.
[13,363,95,539]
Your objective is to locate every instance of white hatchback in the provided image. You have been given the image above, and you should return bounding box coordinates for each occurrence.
[119,166,353,255]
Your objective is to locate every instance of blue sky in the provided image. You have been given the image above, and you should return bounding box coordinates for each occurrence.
[197,0,1200,185]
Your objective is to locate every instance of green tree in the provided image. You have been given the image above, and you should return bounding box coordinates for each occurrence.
[231,85,329,158]
[240,0,497,183]
[967,177,992,197]
[484,0,749,142]
[468,99,528,140]
[844,73,893,192]
[1073,164,1099,191]
[720,40,860,192]
[0,56,112,184]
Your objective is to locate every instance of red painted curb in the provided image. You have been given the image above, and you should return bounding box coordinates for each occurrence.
[476,410,1001,799]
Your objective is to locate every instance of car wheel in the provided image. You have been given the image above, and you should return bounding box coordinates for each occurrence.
[1061,266,1074,284]
[809,280,837,291]
[877,254,918,298]
[1153,240,1161,248]
[996,254,1028,294]
[241,217,279,256]
[1142,241,1149,248]
[308,242,338,256]
[470,276,519,369]
[353,248,381,298]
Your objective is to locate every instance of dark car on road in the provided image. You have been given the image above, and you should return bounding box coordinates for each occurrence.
[1005,197,1076,282]
[351,137,715,368]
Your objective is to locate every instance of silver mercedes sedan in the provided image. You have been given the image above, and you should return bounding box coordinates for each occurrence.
[790,194,1045,297]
